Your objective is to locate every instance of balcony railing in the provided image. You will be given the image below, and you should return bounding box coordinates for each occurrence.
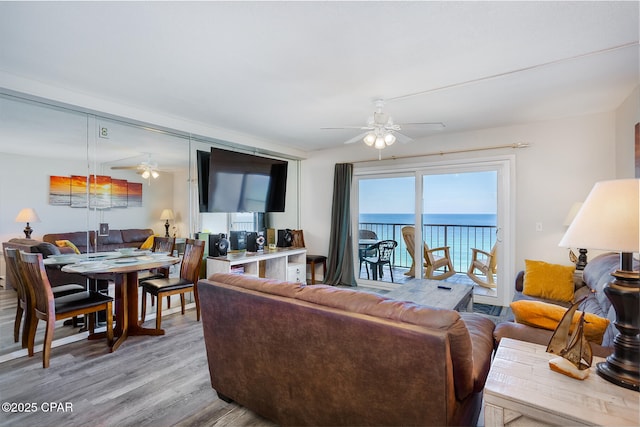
[359,222,497,273]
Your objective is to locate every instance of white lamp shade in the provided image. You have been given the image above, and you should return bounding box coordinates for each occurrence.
[160,209,175,220]
[559,179,640,253]
[15,208,40,223]
[363,133,376,146]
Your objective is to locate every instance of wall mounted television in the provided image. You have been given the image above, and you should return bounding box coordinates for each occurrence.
[197,148,288,213]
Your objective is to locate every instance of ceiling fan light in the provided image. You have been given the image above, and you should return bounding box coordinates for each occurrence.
[151,170,160,179]
[374,137,386,149]
[363,133,376,146]
[384,133,396,145]
[141,169,150,179]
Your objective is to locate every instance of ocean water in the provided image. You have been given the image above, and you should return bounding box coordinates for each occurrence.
[359,213,496,226]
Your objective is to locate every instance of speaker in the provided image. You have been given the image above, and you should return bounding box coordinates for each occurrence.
[229,230,247,252]
[277,229,293,248]
[247,231,266,252]
[209,233,229,257]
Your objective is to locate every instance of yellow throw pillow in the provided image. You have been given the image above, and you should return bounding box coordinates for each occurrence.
[54,239,81,254]
[523,259,575,303]
[140,235,155,250]
[510,300,609,345]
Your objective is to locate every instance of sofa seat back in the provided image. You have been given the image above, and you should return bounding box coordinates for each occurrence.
[199,273,493,426]
[43,229,153,253]
[43,231,91,253]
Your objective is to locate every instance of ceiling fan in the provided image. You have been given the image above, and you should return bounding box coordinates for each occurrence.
[322,99,445,149]
[110,154,160,180]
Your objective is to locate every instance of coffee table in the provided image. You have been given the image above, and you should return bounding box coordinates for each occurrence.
[385,279,473,312]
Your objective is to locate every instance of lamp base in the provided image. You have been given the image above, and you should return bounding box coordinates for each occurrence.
[576,248,588,270]
[596,267,639,392]
[23,223,33,239]
[164,220,170,238]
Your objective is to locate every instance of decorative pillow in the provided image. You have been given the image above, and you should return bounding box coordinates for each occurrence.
[510,300,610,345]
[523,259,575,303]
[54,239,81,254]
[140,235,155,250]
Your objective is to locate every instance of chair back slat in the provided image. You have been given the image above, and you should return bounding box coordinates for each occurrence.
[376,240,397,262]
[153,237,175,254]
[181,239,205,283]
[17,252,54,316]
[4,248,30,304]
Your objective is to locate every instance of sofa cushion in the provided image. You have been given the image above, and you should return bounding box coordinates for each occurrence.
[121,228,154,244]
[510,300,609,345]
[55,239,81,254]
[523,259,575,303]
[36,242,61,257]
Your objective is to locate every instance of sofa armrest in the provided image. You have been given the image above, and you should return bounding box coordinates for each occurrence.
[493,321,612,358]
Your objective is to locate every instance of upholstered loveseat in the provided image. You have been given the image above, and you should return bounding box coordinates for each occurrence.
[42,228,153,254]
[198,273,496,426]
[494,252,637,357]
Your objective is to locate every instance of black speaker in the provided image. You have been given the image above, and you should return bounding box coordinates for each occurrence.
[229,230,247,251]
[247,231,266,252]
[209,233,229,257]
[277,229,293,248]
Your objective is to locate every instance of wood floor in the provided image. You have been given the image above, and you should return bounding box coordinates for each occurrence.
[0,307,275,427]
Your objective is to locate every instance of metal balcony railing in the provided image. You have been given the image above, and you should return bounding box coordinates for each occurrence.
[359,222,497,273]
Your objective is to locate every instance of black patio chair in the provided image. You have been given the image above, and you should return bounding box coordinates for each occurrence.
[361,240,398,282]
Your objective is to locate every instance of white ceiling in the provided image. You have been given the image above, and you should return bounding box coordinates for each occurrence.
[0,1,638,164]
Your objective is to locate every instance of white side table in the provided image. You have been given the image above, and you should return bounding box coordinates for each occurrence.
[484,338,639,426]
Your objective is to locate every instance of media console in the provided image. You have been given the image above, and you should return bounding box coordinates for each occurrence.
[206,247,307,283]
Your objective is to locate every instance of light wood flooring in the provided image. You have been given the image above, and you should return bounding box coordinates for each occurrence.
[0,305,276,427]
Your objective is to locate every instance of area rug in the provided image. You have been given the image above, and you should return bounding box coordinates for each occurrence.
[473,303,503,317]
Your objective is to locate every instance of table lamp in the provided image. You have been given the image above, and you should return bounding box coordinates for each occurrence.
[160,209,174,237]
[563,202,587,269]
[15,208,41,239]
[559,179,639,391]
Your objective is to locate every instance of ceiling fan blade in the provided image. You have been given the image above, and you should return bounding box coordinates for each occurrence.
[321,126,373,130]
[111,165,141,170]
[344,132,369,145]
[396,122,446,128]
[394,132,414,144]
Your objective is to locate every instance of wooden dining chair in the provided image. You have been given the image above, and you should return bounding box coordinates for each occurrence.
[140,239,205,330]
[4,248,86,349]
[138,236,176,308]
[401,226,456,280]
[17,251,113,368]
[467,243,497,288]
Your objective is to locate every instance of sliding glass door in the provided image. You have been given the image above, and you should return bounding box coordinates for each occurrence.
[354,156,514,306]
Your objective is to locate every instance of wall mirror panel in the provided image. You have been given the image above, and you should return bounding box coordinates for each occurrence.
[0,92,300,358]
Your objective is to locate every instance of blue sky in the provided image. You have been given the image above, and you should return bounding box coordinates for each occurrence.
[359,171,497,214]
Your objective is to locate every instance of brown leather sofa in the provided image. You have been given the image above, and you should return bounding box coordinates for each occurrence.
[198,273,496,426]
[42,228,153,253]
[493,252,638,358]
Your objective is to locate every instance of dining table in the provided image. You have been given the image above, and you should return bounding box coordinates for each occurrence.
[59,252,181,352]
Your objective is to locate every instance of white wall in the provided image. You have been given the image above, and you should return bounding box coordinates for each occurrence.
[615,85,640,179]
[299,111,620,277]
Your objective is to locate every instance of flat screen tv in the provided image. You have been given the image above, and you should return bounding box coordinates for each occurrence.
[197,148,288,213]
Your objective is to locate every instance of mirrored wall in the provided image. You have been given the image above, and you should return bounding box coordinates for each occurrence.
[0,92,300,357]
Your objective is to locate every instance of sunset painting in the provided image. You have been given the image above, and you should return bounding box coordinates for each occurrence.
[89,175,112,209]
[52,174,142,208]
[111,179,128,207]
[127,182,143,207]
[70,175,88,208]
[49,176,71,205]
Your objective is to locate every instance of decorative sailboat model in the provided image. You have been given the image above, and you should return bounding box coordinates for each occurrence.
[546,297,593,380]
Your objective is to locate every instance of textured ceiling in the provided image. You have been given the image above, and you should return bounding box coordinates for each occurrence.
[0,1,638,165]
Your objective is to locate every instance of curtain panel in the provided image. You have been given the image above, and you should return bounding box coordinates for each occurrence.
[325,163,357,286]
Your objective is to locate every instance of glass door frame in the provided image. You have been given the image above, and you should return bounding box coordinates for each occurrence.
[353,154,515,306]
